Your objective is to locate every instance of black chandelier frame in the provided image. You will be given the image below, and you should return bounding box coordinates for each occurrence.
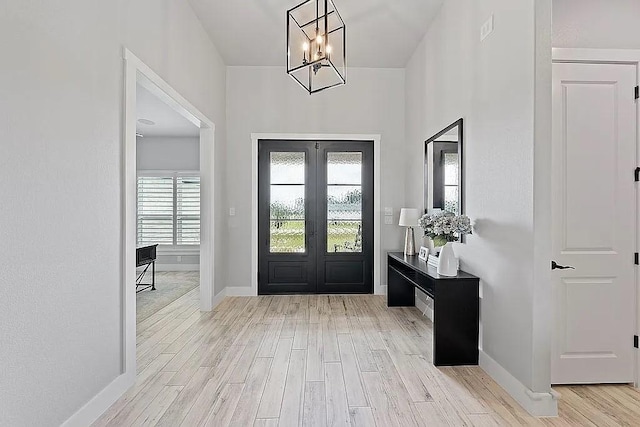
[286,0,347,94]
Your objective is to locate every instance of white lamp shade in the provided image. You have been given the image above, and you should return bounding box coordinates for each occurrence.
[398,208,419,227]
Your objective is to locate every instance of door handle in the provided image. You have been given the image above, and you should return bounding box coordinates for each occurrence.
[308,220,315,236]
[551,261,575,270]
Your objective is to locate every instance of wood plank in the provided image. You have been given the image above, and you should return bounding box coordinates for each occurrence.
[358,318,386,351]
[322,319,340,363]
[155,367,212,426]
[324,362,350,426]
[293,320,309,350]
[347,319,377,372]
[180,371,237,426]
[257,318,285,357]
[104,372,174,427]
[257,338,294,419]
[229,357,272,427]
[379,331,431,402]
[203,383,245,427]
[137,342,172,374]
[306,322,325,382]
[361,371,398,427]
[336,333,368,407]
[302,381,327,427]
[279,349,307,427]
[348,407,376,427]
[228,323,267,383]
[131,385,182,427]
[330,296,350,334]
[255,419,280,427]
[92,356,173,426]
[408,355,473,426]
[411,401,450,426]
[371,350,419,426]
[281,317,297,338]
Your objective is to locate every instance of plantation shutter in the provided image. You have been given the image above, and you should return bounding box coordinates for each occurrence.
[137,176,174,245]
[176,176,200,245]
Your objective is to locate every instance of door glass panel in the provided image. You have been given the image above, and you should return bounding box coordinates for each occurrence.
[443,152,459,214]
[270,152,306,253]
[327,152,362,185]
[327,152,362,253]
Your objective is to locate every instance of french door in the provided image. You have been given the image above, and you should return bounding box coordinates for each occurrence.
[258,140,374,294]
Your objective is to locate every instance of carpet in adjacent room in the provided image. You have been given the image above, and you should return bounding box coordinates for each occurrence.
[136,271,199,323]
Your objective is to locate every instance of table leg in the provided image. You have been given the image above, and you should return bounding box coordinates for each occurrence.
[151,261,156,290]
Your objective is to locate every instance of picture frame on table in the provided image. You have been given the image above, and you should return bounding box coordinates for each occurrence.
[418,246,428,261]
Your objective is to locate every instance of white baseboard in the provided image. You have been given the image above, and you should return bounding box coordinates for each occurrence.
[150,264,199,272]
[225,286,256,296]
[64,286,224,427]
[375,284,387,296]
[414,295,434,322]
[212,287,227,308]
[479,350,558,417]
[61,371,135,427]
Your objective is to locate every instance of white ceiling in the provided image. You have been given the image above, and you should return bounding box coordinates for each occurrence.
[188,0,445,68]
[136,85,199,138]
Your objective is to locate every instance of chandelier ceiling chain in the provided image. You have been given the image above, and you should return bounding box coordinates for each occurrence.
[287,0,346,94]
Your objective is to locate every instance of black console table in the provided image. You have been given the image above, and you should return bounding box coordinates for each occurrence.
[136,244,158,293]
[387,252,479,366]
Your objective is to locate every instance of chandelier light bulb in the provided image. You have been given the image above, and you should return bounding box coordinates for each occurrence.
[316,35,323,44]
[326,45,332,53]
[303,42,309,51]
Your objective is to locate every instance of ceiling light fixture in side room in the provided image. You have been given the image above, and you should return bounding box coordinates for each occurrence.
[287,0,346,94]
[137,118,155,126]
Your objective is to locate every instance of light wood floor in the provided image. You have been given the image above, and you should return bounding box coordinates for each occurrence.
[94,289,640,426]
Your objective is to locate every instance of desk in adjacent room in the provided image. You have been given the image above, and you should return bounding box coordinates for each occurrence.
[387,251,479,366]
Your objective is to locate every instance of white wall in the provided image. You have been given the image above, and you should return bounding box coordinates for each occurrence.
[404,0,554,412]
[225,66,406,291]
[0,1,226,425]
[553,0,640,49]
[137,136,200,171]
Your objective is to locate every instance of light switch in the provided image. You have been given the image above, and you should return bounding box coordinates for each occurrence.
[229,207,236,216]
[384,216,393,225]
[384,207,393,216]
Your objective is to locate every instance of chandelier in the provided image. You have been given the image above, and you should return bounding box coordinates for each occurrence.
[287,0,346,94]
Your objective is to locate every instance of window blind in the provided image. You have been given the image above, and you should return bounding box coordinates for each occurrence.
[137,176,174,246]
[137,174,201,247]
[177,176,200,245]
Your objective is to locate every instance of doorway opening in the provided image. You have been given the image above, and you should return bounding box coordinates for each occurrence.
[135,83,201,323]
[258,140,374,294]
[123,49,215,381]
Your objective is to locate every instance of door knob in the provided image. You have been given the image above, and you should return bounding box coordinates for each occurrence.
[551,261,575,270]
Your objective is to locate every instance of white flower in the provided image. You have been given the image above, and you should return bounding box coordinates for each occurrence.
[418,212,472,246]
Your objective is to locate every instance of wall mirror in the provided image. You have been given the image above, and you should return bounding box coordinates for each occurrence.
[424,118,464,215]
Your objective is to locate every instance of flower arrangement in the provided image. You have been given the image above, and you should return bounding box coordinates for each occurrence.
[418,211,472,247]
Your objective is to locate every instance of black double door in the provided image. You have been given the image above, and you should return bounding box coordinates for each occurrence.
[258,140,374,294]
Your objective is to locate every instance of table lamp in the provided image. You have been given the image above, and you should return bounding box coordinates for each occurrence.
[399,208,419,256]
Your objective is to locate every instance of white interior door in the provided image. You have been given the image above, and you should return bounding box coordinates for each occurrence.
[552,62,638,384]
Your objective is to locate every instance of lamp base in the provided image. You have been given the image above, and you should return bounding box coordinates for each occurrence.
[404,227,416,256]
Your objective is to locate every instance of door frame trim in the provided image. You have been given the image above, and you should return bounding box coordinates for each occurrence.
[249,133,382,296]
[123,49,217,396]
[552,48,640,386]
